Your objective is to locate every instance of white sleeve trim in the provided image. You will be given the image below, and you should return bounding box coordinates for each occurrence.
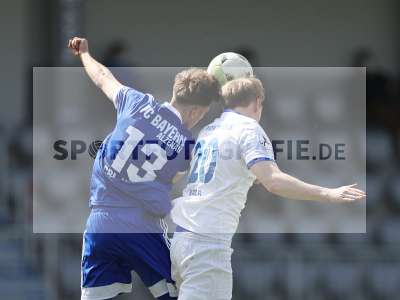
[247,157,274,169]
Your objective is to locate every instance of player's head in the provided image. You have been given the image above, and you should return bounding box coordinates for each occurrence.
[222,77,265,122]
[172,68,221,129]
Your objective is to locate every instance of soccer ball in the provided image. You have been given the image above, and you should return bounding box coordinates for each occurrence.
[207,52,254,86]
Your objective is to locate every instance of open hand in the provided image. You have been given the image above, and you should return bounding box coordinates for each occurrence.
[325,184,366,203]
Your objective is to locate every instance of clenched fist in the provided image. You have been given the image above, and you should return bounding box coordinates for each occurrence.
[68,37,89,56]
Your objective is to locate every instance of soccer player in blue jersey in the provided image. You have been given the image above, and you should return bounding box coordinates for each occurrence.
[68,37,221,300]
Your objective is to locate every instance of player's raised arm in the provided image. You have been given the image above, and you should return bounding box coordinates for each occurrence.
[68,37,123,103]
[250,161,366,203]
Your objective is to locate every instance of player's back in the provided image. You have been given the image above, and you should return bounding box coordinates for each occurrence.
[172,109,274,237]
[89,86,192,231]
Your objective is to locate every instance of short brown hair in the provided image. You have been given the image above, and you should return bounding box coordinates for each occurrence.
[222,77,265,109]
[173,68,221,107]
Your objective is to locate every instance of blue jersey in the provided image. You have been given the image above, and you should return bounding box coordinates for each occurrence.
[89,86,192,219]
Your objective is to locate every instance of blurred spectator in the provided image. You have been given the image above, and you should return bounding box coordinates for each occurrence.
[103,40,132,67]
[352,48,400,133]
[102,40,142,88]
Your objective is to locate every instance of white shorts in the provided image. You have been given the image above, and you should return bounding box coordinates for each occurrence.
[170,231,233,300]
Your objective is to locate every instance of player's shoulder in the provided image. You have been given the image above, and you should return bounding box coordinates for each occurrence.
[120,85,157,103]
[232,114,263,135]
[223,109,258,126]
[114,85,157,112]
[240,117,261,130]
[198,111,260,136]
[116,85,143,99]
[235,117,270,144]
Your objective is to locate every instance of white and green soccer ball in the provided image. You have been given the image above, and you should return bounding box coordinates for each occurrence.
[207,52,254,86]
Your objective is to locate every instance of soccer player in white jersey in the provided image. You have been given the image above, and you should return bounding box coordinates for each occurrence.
[170,77,366,300]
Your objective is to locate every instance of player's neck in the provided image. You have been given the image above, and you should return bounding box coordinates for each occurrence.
[170,101,192,128]
[230,106,258,121]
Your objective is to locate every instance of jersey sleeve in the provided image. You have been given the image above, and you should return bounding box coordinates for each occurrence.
[239,122,275,168]
[113,86,147,115]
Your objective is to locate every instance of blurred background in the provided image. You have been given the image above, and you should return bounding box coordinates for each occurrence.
[1,0,399,299]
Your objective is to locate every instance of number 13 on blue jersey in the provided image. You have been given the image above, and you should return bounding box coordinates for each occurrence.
[111,126,168,182]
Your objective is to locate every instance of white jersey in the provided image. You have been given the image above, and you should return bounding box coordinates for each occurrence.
[171,109,275,240]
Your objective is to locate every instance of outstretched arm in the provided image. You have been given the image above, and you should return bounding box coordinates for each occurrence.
[68,37,123,104]
[250,161,365,203]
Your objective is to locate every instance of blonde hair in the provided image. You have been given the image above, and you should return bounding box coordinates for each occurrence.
[222,77,265,108]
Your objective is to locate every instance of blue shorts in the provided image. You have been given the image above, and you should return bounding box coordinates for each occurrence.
[81,208,177,300]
